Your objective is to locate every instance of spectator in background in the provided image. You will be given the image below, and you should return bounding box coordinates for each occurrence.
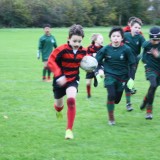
[37,24,57,82]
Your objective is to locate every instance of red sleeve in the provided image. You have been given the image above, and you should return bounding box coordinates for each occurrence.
[123,26,131,32]
[47,47,63,78]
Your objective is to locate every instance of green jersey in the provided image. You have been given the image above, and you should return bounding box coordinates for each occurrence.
[124,32,145,62]
[38,34,57,61]
[96,43,136,76]
[142,41,160,72]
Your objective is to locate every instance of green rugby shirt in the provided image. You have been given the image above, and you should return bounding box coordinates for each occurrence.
[96,43,136,76]
[142,41,160,72]
[38,34,57,61]
[124,32,145,62]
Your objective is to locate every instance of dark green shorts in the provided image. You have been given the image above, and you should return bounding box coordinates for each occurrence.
[104,75,128,92]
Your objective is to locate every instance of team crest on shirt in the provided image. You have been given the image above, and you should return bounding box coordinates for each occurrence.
[136,41,139,45]
[120,54,124,60]
[51,39,55,43]
[122,82,126,87]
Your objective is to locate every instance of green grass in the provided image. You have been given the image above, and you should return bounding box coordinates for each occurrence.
[0,27,160,160]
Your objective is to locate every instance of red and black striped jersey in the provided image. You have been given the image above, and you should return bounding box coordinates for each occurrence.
[87,44,103,56]
[123,26,131,32]
[48,43,87,83]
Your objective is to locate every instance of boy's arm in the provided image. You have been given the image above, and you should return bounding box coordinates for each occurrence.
[37,37,43,59]
[52,36,58,48]
[47,48,63,78]
[151,48,160,58]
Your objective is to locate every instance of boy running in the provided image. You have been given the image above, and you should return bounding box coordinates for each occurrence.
[96,27,136,125]
[140,26,160,120]
[123,18,145,111]
[86,33,104,98]
[48,24,86,139]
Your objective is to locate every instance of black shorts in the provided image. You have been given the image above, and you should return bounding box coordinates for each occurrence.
[53,80,79,99]
[86,72,95,79]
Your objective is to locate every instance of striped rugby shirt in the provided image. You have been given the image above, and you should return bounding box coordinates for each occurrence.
[48,43,87,83]
[87,44,103,56]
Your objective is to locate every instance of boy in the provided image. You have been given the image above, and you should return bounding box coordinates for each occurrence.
[96,27,136,125]
[86,33,104,98]
[123,18,145,111]
[140,26,160,120]
[48,24,86,139]
[123,16,137,32]
[123,16,143,95]
[37,24,57,82]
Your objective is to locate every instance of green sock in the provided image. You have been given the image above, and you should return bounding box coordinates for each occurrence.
[107,101,114,111]
[47,69,51,78]
[125,91,131,104]
[43,67,47,79]
[107,101,115,121]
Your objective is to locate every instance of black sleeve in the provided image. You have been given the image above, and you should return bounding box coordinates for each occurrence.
[129,64,136,79]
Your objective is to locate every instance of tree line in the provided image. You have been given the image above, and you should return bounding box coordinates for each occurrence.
[0,0,160,28]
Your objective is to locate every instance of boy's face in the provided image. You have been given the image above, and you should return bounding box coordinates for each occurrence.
[131,23,141,35]
[110,31,123,47]
[44,27,51,35]
[151,39,160,45]
[68,35,83,50]
[95,35,104,46]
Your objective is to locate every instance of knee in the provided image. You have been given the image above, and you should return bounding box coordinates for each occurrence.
[115,99,121,104]
[149,77,158,88]
[108,94,116,102]
[67,98,75,107]
[150,83,158,88]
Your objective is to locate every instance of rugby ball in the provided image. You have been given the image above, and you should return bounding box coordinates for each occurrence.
[80,55,98,72]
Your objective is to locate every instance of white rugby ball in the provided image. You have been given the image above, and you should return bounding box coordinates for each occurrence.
[80,55,98,72]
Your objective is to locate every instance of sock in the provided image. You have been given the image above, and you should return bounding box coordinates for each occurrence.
[107,101,115,121]
[108,111,114,121]
[43,67,47,79]
[47,67,51,79]
[125,92,131,104]
[146,104,152,113]
[43,76,46,80]
[67,98,76,130]
[143,96,148,104]
[86,84,91,97]
[54,105,63,112]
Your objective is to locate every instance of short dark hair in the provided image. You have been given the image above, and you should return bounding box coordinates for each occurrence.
[69,24,84,38]
[109,26,124,38]
[130,18,143,26]
[128,16,137,23]
[43,24,51,28]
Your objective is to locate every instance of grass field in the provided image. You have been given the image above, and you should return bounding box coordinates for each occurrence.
[0,27,160,160]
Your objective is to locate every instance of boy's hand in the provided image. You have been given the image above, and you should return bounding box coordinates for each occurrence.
[56,76,67,86]
[92,53,97,57]
[151,48,160,58]
[37,51,40,59]
[98,69,104,78]
[127,78,134,89]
